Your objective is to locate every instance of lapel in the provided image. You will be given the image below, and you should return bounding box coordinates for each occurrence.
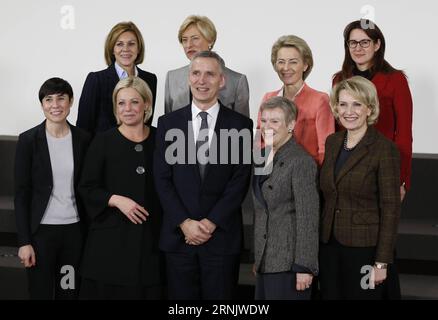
[325,132,343,189]
[335,127,378,185]
[269,138,293,178]
[182,106,202,184]
[106,64,119,87]
[68,122,81,186]
[254,139,293,210]
[36,121,53,184]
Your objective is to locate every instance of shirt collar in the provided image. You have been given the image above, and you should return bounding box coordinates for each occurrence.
[115,62,138,79]
[191,101,220,121]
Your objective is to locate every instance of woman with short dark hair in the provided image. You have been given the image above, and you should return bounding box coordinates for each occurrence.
[15,77,90,299]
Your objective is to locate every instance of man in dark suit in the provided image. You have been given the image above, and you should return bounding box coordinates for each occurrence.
[154,51,252,299]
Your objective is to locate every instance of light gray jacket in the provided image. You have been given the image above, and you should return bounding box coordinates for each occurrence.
[164,65,249,116]
[253,138,319,274]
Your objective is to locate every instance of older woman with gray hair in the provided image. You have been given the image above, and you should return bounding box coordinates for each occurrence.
[253,96,319,300]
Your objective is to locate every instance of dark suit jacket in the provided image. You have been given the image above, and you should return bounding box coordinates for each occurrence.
[319,126,401,263]
[154,103,253,255]
[14,121,91,247]
[76,64,157,135]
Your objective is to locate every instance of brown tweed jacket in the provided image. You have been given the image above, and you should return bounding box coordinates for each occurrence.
[320,126,401,263]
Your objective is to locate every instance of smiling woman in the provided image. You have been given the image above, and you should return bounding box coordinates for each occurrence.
[14,78,91,299]
[78,76,164,299]
[319,76,401,300]
[256,35,335,166]
[333,19,413,197]
[76,21,157,136]
[164,15,249,116]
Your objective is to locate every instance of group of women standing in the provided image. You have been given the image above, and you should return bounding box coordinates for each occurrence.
[254,20,412,300]
[14,15,412,300]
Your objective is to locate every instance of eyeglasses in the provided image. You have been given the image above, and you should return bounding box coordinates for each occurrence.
[347,39,373,49]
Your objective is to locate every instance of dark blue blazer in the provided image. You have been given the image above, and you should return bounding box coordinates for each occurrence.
[14,121,91,246]
[76,64,157,135]
[153,103,253,255]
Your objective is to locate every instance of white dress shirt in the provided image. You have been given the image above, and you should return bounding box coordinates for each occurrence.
[191,101,220,147]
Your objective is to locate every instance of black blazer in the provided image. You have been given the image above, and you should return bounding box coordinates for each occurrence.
[76,64,157,135]
[153,103,253,255]
[14,121,91,247]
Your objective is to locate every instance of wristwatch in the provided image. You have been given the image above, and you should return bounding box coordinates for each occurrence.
[374,262,388,269]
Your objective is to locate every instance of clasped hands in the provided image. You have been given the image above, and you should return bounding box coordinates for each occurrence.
[180,218,216,246]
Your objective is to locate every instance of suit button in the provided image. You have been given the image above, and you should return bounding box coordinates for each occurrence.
[136,166,145,174]
[335,209,340,214]
[263,234,267,239]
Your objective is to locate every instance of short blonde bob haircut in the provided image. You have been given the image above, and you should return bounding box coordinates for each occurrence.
[104,21,145,66]
[330,76,380,125]
[178,15,217,48]
[112,77,153,125]
[271,35,314,80]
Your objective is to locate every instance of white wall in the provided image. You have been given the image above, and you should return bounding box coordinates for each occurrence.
[1,0,436,153]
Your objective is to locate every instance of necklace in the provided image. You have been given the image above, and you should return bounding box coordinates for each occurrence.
[343,135,356,151]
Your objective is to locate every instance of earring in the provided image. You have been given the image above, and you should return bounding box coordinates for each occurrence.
[288,128,293,133]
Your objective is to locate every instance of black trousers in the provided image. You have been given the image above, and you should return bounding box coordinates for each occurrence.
[27,223,83,300]
[319,238,385,300]
[165,251,239,300]
[255,271,312,300]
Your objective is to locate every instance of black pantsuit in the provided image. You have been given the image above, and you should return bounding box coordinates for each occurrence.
[14,121,90,300]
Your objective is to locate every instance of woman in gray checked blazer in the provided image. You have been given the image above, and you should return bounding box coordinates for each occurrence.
[253,96,319,300]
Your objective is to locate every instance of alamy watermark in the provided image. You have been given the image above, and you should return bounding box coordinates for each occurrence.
[60,5,75,30]
[163,123,273,175]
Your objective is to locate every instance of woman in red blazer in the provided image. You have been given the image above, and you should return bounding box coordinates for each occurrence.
[333,20,413,201]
